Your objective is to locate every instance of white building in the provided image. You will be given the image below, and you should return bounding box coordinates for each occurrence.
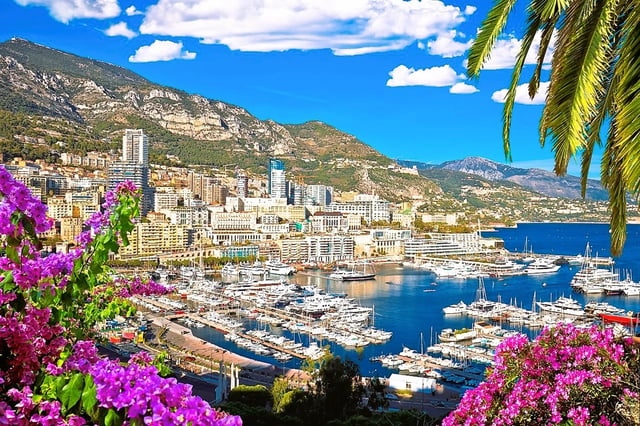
[311,211,349,234]
[281,236,354,263]
[154,188,180,212]
[210,212,257,230]
[387,374,436,393]
[122,129,148,164]
[327,196,390,224]
[306,184,333,206]
[161,206,209,227]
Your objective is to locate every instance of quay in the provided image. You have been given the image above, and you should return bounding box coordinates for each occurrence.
[148,313,311,386]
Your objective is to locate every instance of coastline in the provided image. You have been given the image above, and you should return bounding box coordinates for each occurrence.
[147,314,311,388]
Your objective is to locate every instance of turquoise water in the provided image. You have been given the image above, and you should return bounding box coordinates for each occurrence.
[192,223,640,377]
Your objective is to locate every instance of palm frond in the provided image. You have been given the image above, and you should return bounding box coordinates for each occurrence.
[501,17,542,161]
[541,0,617,175]
[467,0,519,78]
[612,2,640,197]
[581,25,618,196]
[529,23,556,99]
[601,119,627,257]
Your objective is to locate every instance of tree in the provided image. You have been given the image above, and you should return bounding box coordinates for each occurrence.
[271,377,290,413]
[365,376,389,412]
[228,384,273,408]
[468,0,640,256]
[316,356,366,421]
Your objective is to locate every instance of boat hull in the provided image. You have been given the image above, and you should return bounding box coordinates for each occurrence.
[599,312,640,327]
[341,273,376,281]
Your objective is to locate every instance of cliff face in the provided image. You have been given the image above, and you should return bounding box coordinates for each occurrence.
[0,38,438,202]
[0,40,298,155]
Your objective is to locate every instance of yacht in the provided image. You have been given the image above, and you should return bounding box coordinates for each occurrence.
[329,261,376,281]
[523,258,561,275]
[487,257,526,277]
[264,260,296,276]
[536,296,585,317]
[438,327,477,343]
[442,301,467,314]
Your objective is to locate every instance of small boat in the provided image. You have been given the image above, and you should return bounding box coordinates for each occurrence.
[599,312,640,327]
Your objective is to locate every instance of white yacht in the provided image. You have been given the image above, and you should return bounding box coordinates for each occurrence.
[536,296,585,317]
[264,260,296,276]
[442,301,467,314]
[523,258,561,275]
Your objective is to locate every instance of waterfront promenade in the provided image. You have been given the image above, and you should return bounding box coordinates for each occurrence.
[147,314,311,389]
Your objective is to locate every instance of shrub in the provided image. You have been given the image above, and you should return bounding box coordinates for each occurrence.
[442,323,640,425]
[0,166,241,425]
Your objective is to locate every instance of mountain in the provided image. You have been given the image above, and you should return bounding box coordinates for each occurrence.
[0,38,437,202]
[0,38,620,223]
[399,157,609,201]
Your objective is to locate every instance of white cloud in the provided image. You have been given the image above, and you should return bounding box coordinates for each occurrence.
[482,32,555,70]
[387,64,464,87]
[105,22,137,39]
[139,0,475,55]
[15,0,120,23]
[491,81,549,104]
[427,30,473,58]
[449,82,478,94]
[128,40,196,63]
[125,5,143,16]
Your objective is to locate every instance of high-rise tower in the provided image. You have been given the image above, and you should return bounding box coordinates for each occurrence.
[268,159,286,199]
[122,129,149,164]
[109,129,153,215]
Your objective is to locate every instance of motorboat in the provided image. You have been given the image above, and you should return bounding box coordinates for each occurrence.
[264,259,296,276]
[523,258,560,275]
[442,301,467,314]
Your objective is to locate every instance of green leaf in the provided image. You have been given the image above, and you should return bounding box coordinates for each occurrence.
[82,375,99,419]
[105,408,124,426]
[60,373,85,411]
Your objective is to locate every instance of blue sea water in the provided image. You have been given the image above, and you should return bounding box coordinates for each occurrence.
[192,223,640,378]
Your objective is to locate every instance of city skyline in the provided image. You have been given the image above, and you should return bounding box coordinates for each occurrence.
[2,0,600,178]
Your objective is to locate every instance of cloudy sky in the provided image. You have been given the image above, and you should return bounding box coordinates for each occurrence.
[2,0,596,176]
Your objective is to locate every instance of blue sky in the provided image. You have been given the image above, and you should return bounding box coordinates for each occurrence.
[1,0,598,177]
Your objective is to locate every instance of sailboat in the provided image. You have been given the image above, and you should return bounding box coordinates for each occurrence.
[329,261,376,281]
[521,236,534,263]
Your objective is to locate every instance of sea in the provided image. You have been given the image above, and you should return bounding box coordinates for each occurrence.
[191,223,640,378]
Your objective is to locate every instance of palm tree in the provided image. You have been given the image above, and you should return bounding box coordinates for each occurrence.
[467,0,640,256]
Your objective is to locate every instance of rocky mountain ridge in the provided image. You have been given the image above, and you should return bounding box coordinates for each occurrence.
[0,38,432,202]
[399,157,609,201]
[0,38,622,223]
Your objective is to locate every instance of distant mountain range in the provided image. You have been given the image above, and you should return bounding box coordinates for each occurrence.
[0,38,614,222]
[398,157,609,201]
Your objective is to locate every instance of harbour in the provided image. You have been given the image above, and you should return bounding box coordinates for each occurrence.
[124,223,640,405]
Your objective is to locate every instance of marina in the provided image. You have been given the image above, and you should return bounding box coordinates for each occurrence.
[126,223,640,401]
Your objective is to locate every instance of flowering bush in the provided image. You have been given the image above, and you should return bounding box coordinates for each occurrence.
[0,166,241,425]
[443,323,640,425]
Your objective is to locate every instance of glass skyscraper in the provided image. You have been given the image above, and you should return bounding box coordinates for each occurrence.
[268,159,286,199]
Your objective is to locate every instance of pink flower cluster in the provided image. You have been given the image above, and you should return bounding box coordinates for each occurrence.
[112,276,174,298]
[443,323,638,425]
[0,166,53,236]
[0,166,241,425]
[92,353,241,425]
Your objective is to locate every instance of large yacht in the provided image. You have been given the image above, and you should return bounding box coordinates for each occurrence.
[523,258,561,275]
[264,259,296,276]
